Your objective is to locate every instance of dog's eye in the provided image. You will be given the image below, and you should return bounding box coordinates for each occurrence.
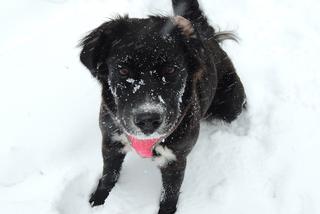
[119,68,129,76]
[162,67,175,75]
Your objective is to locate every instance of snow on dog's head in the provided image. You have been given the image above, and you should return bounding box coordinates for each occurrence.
[79,15,202,152]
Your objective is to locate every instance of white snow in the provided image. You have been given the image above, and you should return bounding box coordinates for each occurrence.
[126,78,145,93]
[162,76,167,83]
[158,95,165,104]
[133,84,141,93]
[1,0,320,214]
[126,78,135,83]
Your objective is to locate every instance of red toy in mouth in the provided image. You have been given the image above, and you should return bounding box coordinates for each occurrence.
[127,135,160,158]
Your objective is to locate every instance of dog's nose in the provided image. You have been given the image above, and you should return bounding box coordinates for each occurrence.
[134,112,163,135]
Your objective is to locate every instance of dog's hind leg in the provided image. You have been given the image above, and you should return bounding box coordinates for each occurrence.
[205,45,246,123]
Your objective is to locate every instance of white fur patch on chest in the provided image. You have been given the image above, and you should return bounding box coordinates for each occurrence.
[111,133,131,154]
[111,133,177,164]
[153,145,177,167]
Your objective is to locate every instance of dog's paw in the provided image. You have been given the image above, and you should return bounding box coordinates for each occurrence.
[158,206,177,214]
[158,208,177,214]
[89,189,109,207]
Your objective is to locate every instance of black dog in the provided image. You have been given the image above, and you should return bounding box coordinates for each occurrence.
[79,0,246,213]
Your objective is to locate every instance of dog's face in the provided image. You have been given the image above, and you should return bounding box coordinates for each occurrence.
[80,16,200,140]
[107,35,188,139]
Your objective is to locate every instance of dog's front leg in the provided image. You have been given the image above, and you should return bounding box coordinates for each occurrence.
[158,158,186,214]
[89,139,126,207]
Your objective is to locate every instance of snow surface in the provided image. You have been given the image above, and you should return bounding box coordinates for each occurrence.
[1,0,320,213]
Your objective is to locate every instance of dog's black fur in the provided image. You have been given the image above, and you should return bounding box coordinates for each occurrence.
[79,0,246,213]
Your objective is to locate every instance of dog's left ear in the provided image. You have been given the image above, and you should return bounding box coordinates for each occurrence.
[172,16,196,39]
[79,17,127,78]
[172,16,206,72]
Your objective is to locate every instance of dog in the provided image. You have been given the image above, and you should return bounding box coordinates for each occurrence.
[79,0,246,213]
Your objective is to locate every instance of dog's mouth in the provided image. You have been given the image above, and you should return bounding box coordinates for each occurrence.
[127,135,161,158]
[125,115,186,158]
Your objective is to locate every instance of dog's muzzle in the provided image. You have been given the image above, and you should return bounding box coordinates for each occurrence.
[128,111,164,158]
[134,112,163,135]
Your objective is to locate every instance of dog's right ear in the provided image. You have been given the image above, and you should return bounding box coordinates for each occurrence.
[79,17,127,78]
[79,24,109,77]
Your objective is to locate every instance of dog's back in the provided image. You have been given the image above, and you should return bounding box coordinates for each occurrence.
[173,0,246,122]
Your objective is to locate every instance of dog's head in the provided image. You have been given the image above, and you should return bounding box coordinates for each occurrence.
[79,15,203,147]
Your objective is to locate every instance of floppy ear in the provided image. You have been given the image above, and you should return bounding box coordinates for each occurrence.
[79,25,107,77]
[79,17,128,78]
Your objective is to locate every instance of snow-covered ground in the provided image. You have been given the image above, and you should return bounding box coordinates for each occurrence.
[1,0,320,213]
